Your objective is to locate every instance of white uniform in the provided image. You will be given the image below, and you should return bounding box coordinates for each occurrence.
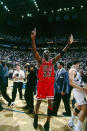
[69,68,87,105]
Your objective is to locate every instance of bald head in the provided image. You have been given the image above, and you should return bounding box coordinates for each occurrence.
[43,50,49,61]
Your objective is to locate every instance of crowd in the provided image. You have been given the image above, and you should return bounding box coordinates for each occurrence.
[0,48,87,74]
[0,33,86,44]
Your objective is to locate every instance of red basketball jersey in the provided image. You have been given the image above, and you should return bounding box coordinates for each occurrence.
[38,59,55,82]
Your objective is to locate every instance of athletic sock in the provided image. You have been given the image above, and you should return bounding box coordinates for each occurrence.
[68,114,76,127]
[33,114,38,129]
[44,121,49,131]
[75,120,82,131]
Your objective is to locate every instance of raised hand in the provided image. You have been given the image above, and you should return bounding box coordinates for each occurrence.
[68,34,74,45]
[31,28,36,39]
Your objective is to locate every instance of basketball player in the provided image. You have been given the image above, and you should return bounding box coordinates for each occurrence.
[68,60,87,131]
[31,28,74,131]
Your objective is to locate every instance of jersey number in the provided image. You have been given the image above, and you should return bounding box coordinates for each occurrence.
[43,71,51,77]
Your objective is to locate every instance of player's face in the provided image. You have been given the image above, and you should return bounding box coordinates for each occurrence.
[16,65,20,71]
[57,63,62,69]
[76,63,80,69]
[43,50,49,60]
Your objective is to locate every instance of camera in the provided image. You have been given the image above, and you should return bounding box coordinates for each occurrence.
[16,73,19,77]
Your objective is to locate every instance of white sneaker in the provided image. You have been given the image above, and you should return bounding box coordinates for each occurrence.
[73,125,76,131]
[68,121,75,129]
[11,102,15,106]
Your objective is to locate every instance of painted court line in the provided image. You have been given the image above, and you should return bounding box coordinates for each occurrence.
[3,108,71,117]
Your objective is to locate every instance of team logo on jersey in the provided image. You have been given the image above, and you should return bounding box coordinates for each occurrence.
[43,65,52,71]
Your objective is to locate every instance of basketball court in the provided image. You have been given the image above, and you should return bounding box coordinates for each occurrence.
[0,80,73,131]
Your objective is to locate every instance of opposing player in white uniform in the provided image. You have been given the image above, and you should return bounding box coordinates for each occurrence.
[68,60,87,131]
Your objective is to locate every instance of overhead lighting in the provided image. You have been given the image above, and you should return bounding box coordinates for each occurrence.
[27,13,32,17]
[57,9,60,12]
[4,5,7,9]
[1,2,3,5]
[0,2,10,12]
[51,10,54,13]
[36,5,38,8]
[81,5,83,8]
[22,15,24,18]
[29,14,32,17]
[72,7,75,10]
[35,3,37,6]
[27,14,30,16]
[67,8,69,11]
[44,11,46,14]
[59,8,62,11]
[33,0,40,11]
[37,9,39,11]
[64,8,66,11]
[8,9,10,12]
[34,1,37,4]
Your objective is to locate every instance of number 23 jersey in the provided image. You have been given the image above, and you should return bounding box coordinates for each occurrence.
[38,59,55,83]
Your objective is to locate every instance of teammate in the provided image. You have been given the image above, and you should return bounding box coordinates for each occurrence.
[31,28,74,131]
[68,60,87,131]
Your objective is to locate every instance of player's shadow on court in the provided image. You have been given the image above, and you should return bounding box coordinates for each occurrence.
[0,125,20,131]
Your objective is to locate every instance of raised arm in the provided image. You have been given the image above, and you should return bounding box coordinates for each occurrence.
[31,28,42,64]
[52,34,74,65]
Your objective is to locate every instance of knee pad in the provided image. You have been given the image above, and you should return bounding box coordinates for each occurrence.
[74,107,80,114]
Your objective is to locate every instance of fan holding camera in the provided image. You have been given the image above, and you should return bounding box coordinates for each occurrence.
[10,64,25,106]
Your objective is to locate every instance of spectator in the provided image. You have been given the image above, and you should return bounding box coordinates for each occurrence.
[11,64,25,106]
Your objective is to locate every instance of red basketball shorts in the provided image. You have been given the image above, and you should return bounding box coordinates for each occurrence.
[36,80,54,99]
